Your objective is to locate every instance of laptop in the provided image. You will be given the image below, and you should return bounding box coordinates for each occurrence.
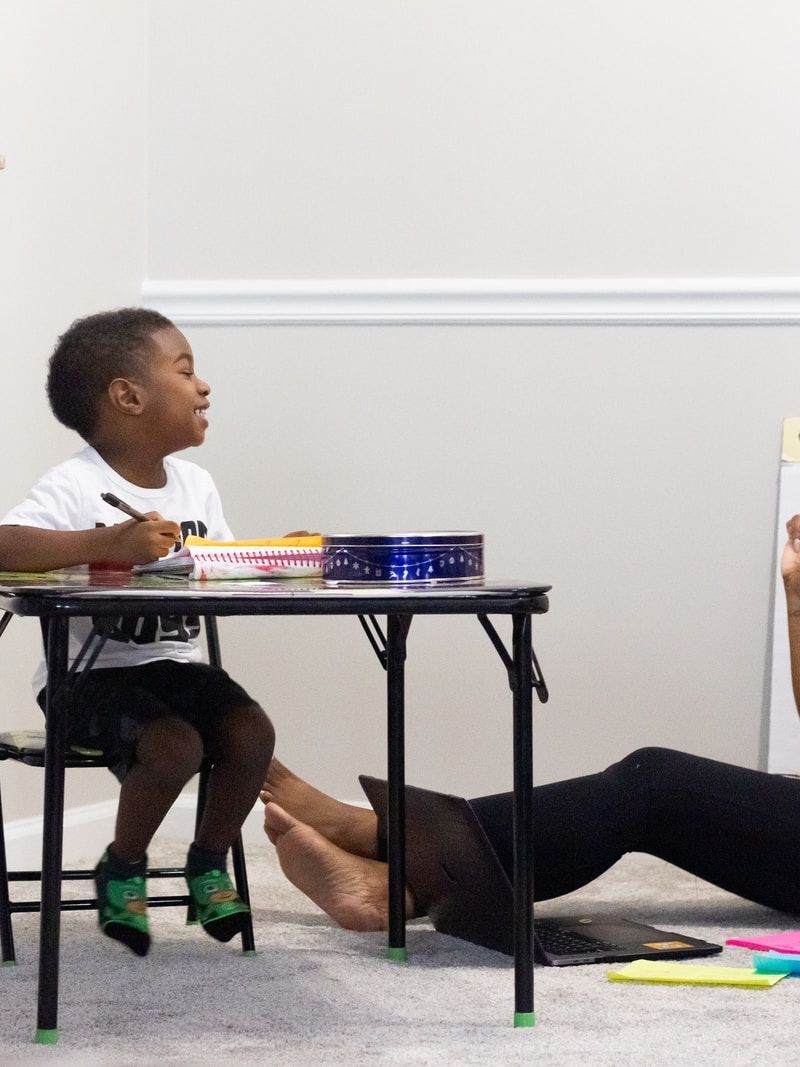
[359,775,722,966]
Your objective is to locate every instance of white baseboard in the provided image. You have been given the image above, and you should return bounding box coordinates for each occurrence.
[4,794,258,870]
[4,793,370,870]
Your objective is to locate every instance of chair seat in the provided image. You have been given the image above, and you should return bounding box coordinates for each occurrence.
[0,730,106,768]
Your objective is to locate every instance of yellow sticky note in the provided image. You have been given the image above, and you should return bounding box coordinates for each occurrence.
[184,536,322,548]
[606,959,786,988]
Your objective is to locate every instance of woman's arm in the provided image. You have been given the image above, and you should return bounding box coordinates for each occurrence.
[781,514,800,718]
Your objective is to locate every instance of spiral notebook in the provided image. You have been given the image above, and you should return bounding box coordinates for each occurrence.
[133,536,324,579]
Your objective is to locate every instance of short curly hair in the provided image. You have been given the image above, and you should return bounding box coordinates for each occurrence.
[46,307,174,440]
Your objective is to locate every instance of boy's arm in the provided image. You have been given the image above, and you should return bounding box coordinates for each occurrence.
[0,517,181,573]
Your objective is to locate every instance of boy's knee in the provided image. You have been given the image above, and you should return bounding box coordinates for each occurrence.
[246,703,275,758]
[137,715,204,782]
[262,712,276,756]
[219,703,275,766]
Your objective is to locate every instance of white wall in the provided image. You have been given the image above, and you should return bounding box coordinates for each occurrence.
[3,1,800,825]
[142,0,800,801]
[180,325,800,804]
[146,0,800,278]
[0,1,147,819]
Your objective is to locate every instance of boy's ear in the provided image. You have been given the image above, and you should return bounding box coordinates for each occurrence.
[107,377,145,416]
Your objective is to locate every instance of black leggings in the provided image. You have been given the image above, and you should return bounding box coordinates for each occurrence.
[467,747,800,913]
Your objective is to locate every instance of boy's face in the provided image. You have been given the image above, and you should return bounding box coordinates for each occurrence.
[140,327,210,452]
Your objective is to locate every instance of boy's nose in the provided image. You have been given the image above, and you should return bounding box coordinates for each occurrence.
[197,378,210,396]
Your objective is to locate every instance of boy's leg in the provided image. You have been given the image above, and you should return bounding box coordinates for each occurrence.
[196,703,274,850]
[69,662,264,953]
[187,702,274,942]
[114,715,205,858]
[98,715,205,956]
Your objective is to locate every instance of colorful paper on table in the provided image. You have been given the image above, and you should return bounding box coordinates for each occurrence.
[606,959,787,987]
[725,931,800,952]
[754,951,800,974]
[133,536,324,579]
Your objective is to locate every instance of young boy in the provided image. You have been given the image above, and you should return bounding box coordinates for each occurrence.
[0,307,276,957]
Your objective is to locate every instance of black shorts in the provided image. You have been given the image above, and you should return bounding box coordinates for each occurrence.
[37,660,258,783]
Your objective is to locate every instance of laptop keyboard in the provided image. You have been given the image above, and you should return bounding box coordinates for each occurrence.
[534,925,625,955]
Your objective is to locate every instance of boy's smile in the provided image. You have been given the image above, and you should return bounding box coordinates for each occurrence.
[142,327,211,452]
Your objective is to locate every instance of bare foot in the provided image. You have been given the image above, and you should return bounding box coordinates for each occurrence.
[265,802,418,931]
[261,758,379,859]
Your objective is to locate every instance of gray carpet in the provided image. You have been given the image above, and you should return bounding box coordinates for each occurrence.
[1,842,797,1065]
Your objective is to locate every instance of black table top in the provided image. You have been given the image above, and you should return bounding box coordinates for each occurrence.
[0,573,551,618]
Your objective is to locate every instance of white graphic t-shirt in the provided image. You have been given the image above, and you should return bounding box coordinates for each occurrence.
[0,446,234,694]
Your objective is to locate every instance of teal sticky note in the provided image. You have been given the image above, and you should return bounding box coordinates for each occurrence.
[754,951,800,975]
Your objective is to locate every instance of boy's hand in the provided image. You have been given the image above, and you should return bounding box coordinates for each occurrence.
[106,514,181,564]
[782,515,800,587]
[283,530,320,538]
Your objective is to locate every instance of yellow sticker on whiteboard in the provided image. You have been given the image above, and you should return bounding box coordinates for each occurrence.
[782,417,800,462]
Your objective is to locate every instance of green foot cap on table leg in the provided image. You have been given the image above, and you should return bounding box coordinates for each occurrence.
[241,949,257,957]
[514,1011,536,1028]
[387,946,408,962]
[2,959,16,966]
[35,1028,59,1045]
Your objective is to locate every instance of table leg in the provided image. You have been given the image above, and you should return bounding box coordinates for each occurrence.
[386,614,409,962]
[36,616,69,1045]
[512,613,535,1027]
[0,783,15,964]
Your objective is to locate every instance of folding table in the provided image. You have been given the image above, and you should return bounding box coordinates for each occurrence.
[0,574,550,1041]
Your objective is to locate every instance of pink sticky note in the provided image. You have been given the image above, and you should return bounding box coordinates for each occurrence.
[726,932,800,953]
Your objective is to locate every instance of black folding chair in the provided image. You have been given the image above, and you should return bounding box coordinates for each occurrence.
[0,613,255,965]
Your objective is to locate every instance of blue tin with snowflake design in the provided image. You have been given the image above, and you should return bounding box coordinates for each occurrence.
[322,532,484,586]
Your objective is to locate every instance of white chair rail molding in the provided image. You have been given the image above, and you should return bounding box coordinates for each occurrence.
[142,276,800,327]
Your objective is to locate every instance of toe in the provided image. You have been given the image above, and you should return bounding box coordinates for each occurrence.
[264,801,299,837]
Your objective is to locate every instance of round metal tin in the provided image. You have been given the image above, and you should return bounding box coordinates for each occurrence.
[322,532,484,586]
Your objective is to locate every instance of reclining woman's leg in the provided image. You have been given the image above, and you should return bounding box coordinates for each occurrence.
[263,747,800,930]
[470,747,800,912]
